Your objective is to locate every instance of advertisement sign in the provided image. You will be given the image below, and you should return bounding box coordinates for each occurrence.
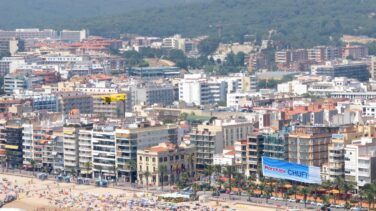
[262,156,321,184]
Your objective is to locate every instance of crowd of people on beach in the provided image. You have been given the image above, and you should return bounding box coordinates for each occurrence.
[0,177,22,207]
[0,175,227,211]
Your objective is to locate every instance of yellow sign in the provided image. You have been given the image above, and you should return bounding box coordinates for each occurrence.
[100,94,127,104]
[5,145,18,150]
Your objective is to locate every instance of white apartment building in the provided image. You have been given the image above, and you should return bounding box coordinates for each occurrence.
[361,100,376,117]
[179,74,227,106]
[78,129,92,175]
[308,77,367,97]
[91,126,117,179]
[161,34,194,53]
[60,29,87,42]
[63,121,178,180]
[277,80,308,95]
[345,137,376,187]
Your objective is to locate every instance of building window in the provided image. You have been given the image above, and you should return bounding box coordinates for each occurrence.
[159,157,163,162]
[146,157,149,161]
[181,155,184,159]
[170,156,173,161]
[152,158,156,162]
[175,155,179,160]
[164,157,167,162]
[139,156,142,161]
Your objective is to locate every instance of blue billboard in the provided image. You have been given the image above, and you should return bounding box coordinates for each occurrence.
[262,157,321,184]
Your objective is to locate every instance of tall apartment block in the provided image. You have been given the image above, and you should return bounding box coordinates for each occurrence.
[288,126,339,167]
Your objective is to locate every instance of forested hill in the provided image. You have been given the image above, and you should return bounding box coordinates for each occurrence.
[72,0,376,47]
[0,0,205,29]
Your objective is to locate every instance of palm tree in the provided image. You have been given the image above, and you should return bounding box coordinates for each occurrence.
[84,162,92,178]
[144,170,151,192]
[259,177,266,196]
[213,165,222,178]
[158,164,168,191]
[340,180,356,204]
[320,194,329,205]
[204,165,214,186]
[276,179,285,197]
[187,153,195,177]
[284,189,293,206]
[112,164,118,185]
[246,180,255,201]
[223,165,235,192]
[97,166,103,179]
[300,187,309,208]
[362,183,376,209]
[29,159,37,175]
[333,177,344,203]
[127,159,137,183]
[264,185,273,203]
[192,183,200,199]
[173,163,181,183]
[70,168,77,179]
[292,183,298,200]
[309,184,319,203]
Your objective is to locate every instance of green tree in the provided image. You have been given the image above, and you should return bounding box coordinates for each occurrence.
[204,165,214,187]
[127,160,137,183]
[223,165,235,193]
[112,163,118,185]
[198,37,220,56]
[141,170,151,192]
[29,159,37,175]
[97,166,103,179]
[300,187,309,208]
[177,172,189,189]
[158,164,168,191]
[84,161,92,178]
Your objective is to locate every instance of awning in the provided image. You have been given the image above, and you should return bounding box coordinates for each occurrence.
[159,193,190,199]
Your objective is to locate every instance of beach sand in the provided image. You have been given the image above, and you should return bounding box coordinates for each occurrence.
[1,174,278,211]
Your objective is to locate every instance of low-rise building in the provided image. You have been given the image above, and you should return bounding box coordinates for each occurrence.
[213,146,236,166]
[137,142,195,187]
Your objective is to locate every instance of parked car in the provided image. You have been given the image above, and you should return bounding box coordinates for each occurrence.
[335,204,345,208]
[288,199,297,202]
[212,192,220,197]
[350,207,368,211]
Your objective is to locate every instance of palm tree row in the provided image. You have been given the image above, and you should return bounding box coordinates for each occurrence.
[200,165,365,208]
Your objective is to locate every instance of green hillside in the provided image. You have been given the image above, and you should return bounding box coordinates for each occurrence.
[74,0,376,47]
[0,0,204,29]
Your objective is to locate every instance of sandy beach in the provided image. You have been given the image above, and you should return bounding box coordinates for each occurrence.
[1,174,278,211]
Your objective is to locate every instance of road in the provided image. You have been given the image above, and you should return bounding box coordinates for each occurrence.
[207,193,348,211]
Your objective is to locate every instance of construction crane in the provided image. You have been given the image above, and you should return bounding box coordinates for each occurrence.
[100,94,127,104]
